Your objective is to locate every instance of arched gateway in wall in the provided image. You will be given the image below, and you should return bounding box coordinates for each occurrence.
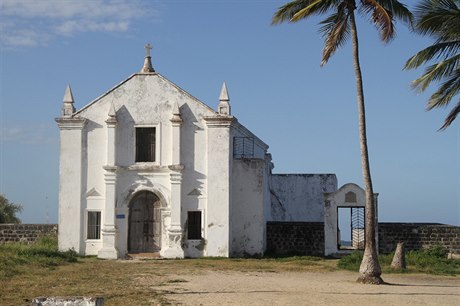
[128,191,162,253]
[324,183,378,257]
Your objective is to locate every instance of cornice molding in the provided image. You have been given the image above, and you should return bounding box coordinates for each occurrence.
[203,115,234,127]
[55,117,87,129]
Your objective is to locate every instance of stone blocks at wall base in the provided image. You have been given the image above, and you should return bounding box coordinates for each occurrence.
[266,222,324,257]
[0,224,58,244]
[378,223,460,255]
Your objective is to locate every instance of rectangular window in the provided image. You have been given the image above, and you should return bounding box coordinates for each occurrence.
[87,211,101,240]
[187,211,202,240]
[136,127,156,162]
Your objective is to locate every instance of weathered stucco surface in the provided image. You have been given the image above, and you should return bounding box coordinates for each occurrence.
[269,174,337,222]
[231,159,268,257]
[56,53,346,259]
[56,59,272,259]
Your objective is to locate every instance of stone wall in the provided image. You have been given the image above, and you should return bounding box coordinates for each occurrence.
[266,222,324,256]
[378,223,460,254]
[266,222,460,257]
[0,224,58,244]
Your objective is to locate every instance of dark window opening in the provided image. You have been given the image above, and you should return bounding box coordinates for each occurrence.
[87,211,101,240]
[187,211,202,239]
[136,127,156,162]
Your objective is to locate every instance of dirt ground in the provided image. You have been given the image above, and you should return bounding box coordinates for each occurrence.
[161,270,460,306]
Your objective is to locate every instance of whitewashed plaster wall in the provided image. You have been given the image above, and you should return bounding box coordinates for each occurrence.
[67,73,219,257]
[269,174,337,222]
[58,70,271,259]
[231,159,267,257]
[323,183,378,256]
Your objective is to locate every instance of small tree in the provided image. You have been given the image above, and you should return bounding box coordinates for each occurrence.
[0,194,23,223]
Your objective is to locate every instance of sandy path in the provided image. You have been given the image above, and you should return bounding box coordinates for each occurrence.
[162,270,460,305]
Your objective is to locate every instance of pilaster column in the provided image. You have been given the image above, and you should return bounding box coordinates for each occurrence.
[203,116,234,257]
[163,170,184,258]
[98,115,118,259]
[170,101,182,167]
[163,107,185,258]
[55,117,86,254]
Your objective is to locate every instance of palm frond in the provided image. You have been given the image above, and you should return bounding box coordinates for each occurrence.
[440,99,460,129]
[272,0,338,24]
[414,0,460,39]
[272,0,311,24]
[359,0,413,42]
[360,0,395,41]
[381,0,413,25]
[425,68,460,109]
[292,0,337,21]
[407,1,460,128]
[320,4,351,65]
[405,40,460,69]
[411,54,460,92]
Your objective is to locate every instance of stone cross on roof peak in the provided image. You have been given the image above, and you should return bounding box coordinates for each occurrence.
[145,43,152,57]
[141,43,155,73]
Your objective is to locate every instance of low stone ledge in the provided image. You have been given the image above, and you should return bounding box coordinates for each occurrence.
[31,296,104,306]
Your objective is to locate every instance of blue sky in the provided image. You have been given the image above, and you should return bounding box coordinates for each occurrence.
[0,0,458,226]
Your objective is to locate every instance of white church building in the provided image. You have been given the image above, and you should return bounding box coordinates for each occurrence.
[56,46,362,259]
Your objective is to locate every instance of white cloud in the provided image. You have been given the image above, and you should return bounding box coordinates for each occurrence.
[0,122,57,145]
[0,0,158,47]
[56,20,130,36]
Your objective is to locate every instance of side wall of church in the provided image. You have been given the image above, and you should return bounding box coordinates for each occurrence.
[229,123,269,257]
[231,159,267,257]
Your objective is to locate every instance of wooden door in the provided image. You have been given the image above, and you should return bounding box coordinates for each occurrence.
[128,192,161,253]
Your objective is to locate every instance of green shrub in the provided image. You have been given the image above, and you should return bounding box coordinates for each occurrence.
[421,244,448,258]
[337,245,460,275]
[337,250,363,271]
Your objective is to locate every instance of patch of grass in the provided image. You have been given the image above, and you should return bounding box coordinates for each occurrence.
[337,250,363,271]
[0,235,78,280]
[338,245,460,275]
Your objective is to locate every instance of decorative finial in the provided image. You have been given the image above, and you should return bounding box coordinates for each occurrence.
[219,82,229,101]
[106,101,117,123]
[108,101,116,118]
[63,84,74,103]
[141,43,155,73]
[171,101,183,123]
[61,84,76,117]
[218,82,231,115]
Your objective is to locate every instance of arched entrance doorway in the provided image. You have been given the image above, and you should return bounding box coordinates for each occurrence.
[128,191,161,253]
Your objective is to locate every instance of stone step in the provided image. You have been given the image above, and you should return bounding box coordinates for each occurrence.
[127,252,161,260]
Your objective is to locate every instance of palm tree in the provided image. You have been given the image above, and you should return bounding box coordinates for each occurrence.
[273,0,412,284]
[405,0,460,130]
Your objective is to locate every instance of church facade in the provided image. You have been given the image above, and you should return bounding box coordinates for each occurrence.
[56,47,339,259]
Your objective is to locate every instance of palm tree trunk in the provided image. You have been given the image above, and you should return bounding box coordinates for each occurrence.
[349,10,383,285]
